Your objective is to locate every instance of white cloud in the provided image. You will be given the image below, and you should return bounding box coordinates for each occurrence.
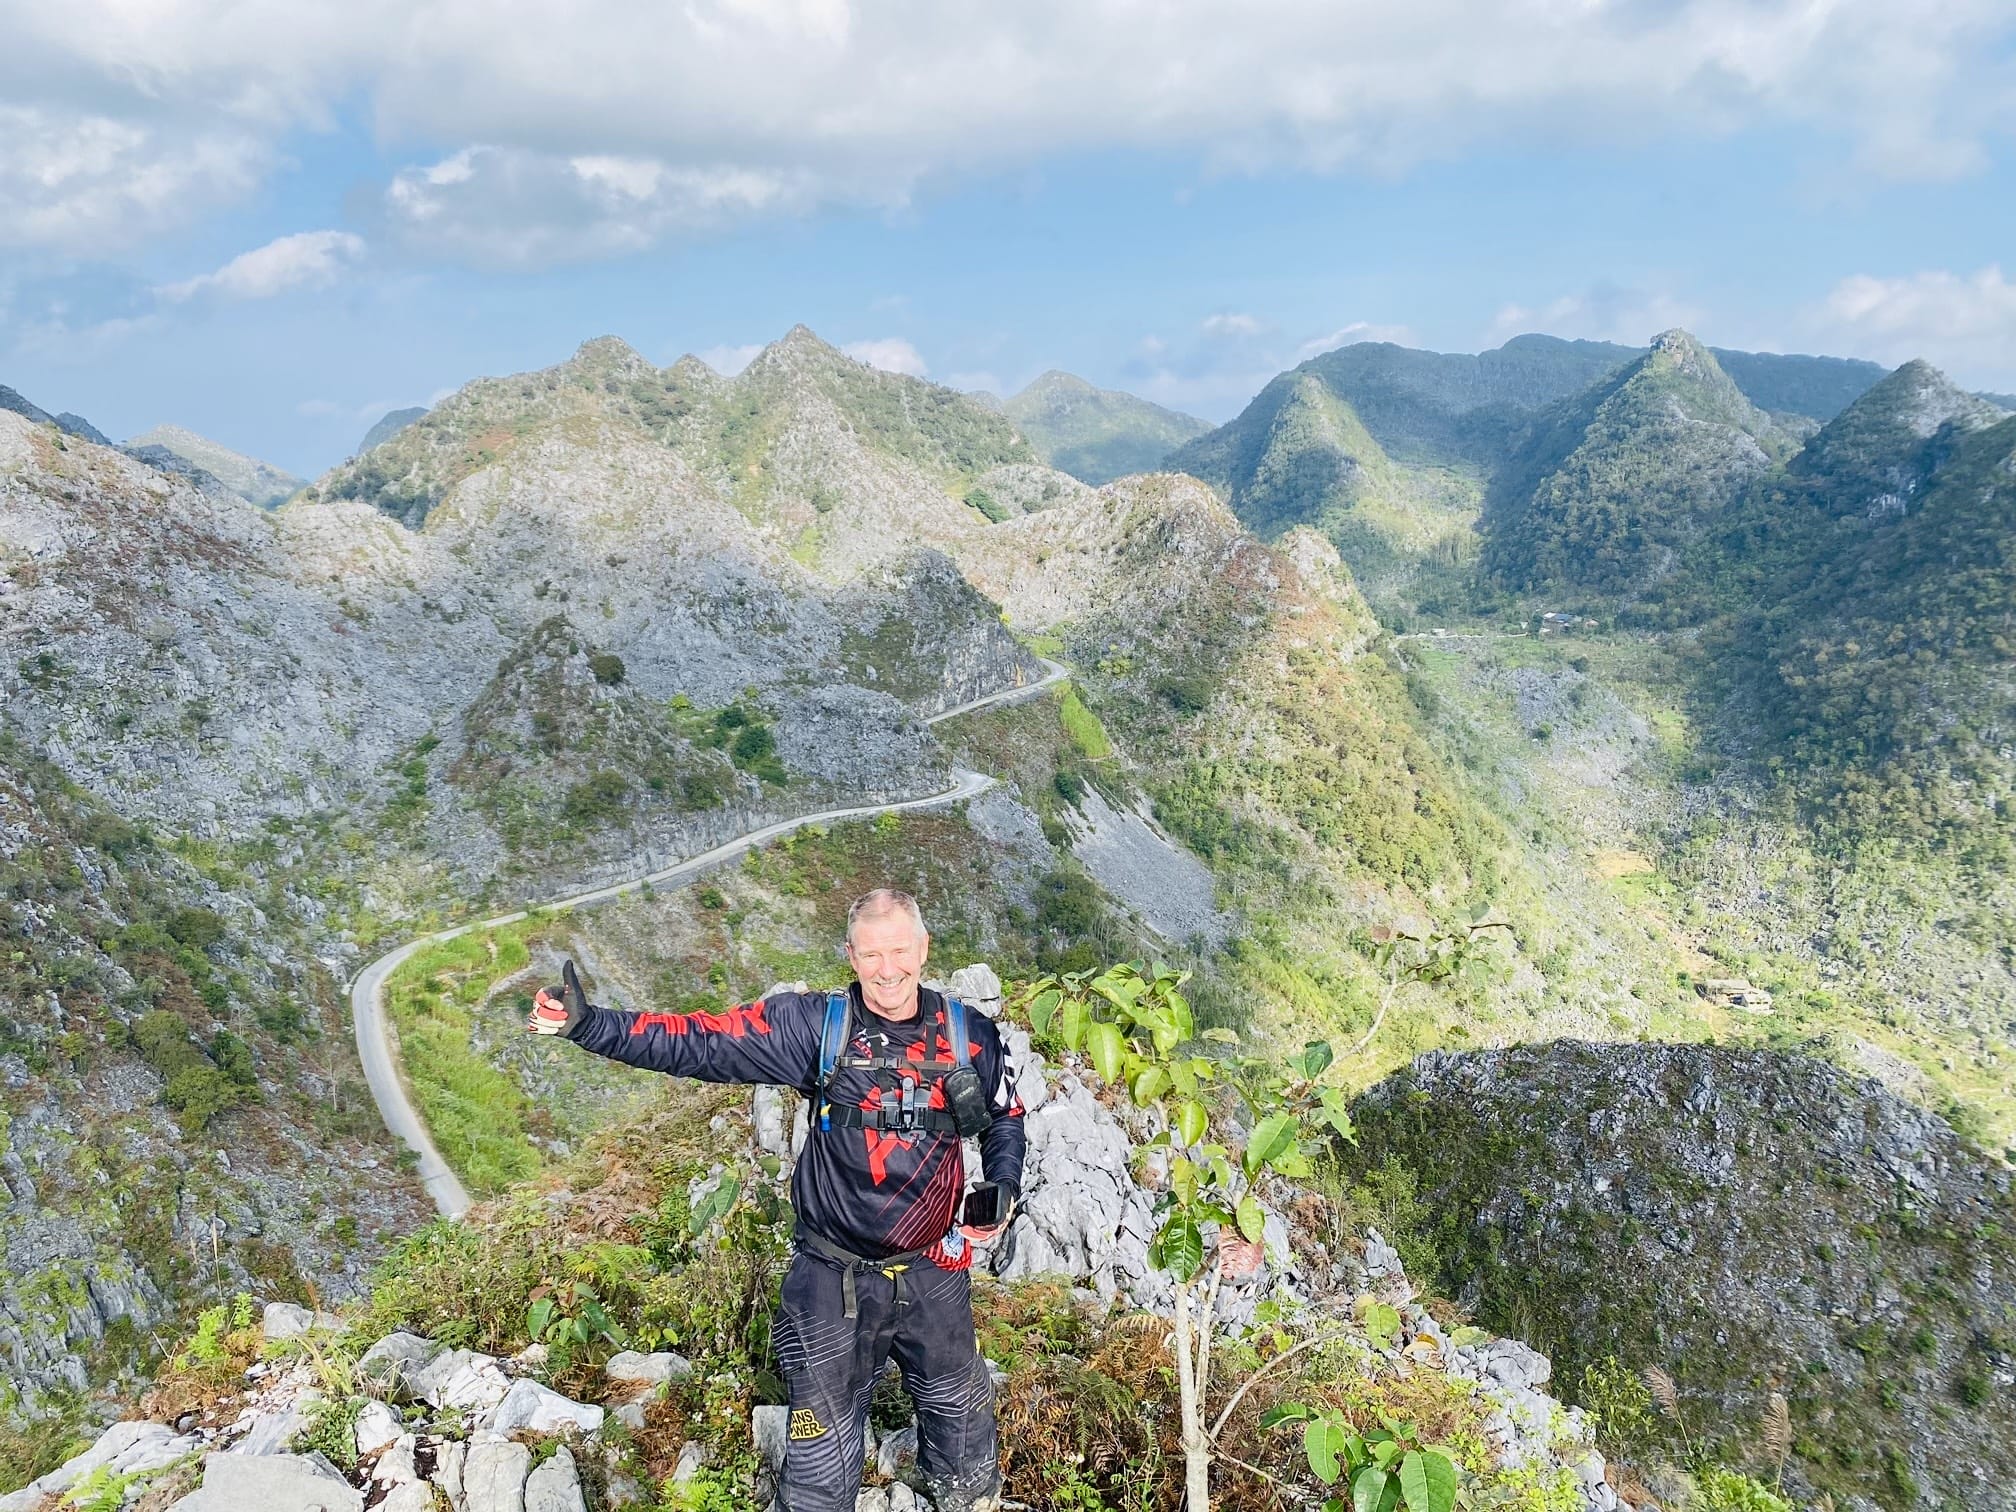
[842,337,928,377]
[5,0,2012,259]
[1813,265,2016,389]
[1295,321,1417,360]
[379,146,829,267]
[1201,312,1268,339]
[694,343,764,377]
[160,230,367,301]
[1489,285,1707,348]
[0,105,266,254]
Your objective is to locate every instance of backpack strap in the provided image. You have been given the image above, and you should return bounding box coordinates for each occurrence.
[816,988,851,1133]
[944,995,973,1069]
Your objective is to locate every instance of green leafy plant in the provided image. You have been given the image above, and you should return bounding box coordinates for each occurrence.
[1261,1404,1461,1512]
[1015,961,1356,1509]
[527,1278,625,1371]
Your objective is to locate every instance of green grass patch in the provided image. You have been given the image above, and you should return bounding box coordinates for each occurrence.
[383,925,544,1195]
[1056,685,1112,760]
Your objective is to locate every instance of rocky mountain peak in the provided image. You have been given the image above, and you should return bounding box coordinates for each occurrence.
[565,335,654,380]
[1849,357,2003,440]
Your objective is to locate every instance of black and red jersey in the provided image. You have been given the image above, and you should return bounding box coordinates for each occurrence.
[564,984,1026,1263]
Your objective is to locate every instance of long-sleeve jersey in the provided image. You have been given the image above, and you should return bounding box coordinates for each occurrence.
[565,983,1026,1263]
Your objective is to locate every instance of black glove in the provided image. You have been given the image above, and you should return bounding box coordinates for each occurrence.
[527,959,591,1037]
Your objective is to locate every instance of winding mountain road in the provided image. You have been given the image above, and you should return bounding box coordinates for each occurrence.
[350,658,1069,1219]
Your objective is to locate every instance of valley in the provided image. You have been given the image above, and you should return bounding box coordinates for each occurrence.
[4,321,2013,1510]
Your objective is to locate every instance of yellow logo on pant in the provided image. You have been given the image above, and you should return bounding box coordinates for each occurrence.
[788,1408,828,1441]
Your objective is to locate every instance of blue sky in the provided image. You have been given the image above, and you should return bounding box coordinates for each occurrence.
[3,0,2013,478]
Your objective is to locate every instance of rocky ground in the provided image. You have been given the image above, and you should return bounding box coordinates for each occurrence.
[1348,1039,2016,1509]
[2,968,1628,1511]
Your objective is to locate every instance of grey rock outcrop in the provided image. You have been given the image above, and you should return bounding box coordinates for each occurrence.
[486,1379,603,1436]
[167,1452,361,1512]
[523,1446,585,1512]
[462,1439,532,1512]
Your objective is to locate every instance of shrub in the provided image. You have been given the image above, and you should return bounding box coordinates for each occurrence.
[563,771,630,828]
[589,652,626,686]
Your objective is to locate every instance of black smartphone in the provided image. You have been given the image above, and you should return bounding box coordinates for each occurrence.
[962,1182,1007,1228]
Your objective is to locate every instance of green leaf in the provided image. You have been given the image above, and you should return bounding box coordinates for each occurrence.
[526,1298,555,1341]
[1059,997,1088,1052]
[1155,1214,1204,1280]
[1130,1064,1170,1106]
[1243,1111,1296,1176]
[1169,1060,1197,1096]
[1028,988,1061,1035]
[1448,1326,1488,1347]
[1351,1466,1391,1512]
[1175,1099,1209,1147]
[1399,1451,1458,1512]
[1236,1194,1267,1243]
[1364,1302,1402,1349]
[1300,1040,1336,1078]
[1305,1419,1348,1485]
[1201,1027,1239,1044]
[1260,1403,1315,1430]
[1087,1021,1126,1084]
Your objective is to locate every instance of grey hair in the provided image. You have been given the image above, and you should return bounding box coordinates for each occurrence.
[846,888,927,946]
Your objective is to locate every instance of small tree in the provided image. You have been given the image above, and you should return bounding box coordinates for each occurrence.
[1014,928,1503,1511]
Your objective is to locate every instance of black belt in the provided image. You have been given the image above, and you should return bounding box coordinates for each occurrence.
[795,1227,933,1318]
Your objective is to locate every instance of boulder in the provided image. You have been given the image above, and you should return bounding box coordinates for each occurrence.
[2,1421,202,1508]
[751,1405,790,1475]
[358,1333,445,1400]
[486,1379,604,1436]
[418,1350,512,1413]
[372,1434,420,1485]
[431,1438,467,1512]
[944,964,1002,1017]
[523,1447,586,1512]
[377,1486,434,1512]
[166,1452,361,1512]
[874,1424,918,1480]
[670,1442,710,1483]
[261,1303,340,1341]
[463,1439,531,1512]
[353,1401,402,1457]
[604,1351,692,1386]
[611,1402,647,1432]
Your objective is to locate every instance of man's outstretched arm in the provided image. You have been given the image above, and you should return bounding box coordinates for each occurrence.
[529,961,818,1089]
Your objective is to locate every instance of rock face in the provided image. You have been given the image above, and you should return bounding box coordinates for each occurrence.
[168,1453,362,1512]
[124,425,303,509]
[1349,1040,2016,1508]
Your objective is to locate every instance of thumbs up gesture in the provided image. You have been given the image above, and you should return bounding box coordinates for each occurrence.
[528,959,590,1037]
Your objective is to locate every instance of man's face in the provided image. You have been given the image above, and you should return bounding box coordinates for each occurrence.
[846,911,929,1019]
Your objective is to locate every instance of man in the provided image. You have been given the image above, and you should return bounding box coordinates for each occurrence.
[527,887,1025,1512]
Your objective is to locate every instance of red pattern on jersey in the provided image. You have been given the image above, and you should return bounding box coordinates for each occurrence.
[629,1000,770,1039]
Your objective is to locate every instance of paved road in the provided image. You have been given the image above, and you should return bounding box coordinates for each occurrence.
[351,658,1068,1219]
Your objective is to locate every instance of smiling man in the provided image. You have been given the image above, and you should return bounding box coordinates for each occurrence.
[528,887,1025,1512]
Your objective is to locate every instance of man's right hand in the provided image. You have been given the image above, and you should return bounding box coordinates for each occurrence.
[527,959,591,1036]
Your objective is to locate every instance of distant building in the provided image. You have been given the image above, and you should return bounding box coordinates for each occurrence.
[1696,977,1774,1012]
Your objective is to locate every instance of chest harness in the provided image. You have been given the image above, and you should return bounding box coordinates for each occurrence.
[805,989,996,1315]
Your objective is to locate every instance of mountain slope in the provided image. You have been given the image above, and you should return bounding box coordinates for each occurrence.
[357,406,426,456]
[126,425,302,508]
[1001,370,1210,484]
[1350,1040,2016,1507]
[1165,371,1480,606]
[1480,330,1793,598]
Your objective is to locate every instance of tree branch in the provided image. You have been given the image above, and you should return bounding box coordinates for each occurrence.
[1208,1327,1358,1443]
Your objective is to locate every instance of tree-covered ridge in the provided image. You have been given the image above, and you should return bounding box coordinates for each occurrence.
[1164,371,1479,610]
[1002,369,1211,484]
[1746,415,2016,856]
[1480,330,1793,598]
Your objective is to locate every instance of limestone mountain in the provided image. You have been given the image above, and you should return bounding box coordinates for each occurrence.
[1479,330,1794,598]
[1744,408,2016,849]
[1000,370,1210,485]
[0,385,110,446]
[319,328,1033,583]
[356,406,426,456]
[125,425,302,509]
[1349,1040,2016,1507]
[1164,367,1478,603]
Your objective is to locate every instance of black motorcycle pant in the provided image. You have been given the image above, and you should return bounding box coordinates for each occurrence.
[772,1243,998,1511]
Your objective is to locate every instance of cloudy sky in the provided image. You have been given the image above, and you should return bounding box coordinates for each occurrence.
[2,0,2013,475]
